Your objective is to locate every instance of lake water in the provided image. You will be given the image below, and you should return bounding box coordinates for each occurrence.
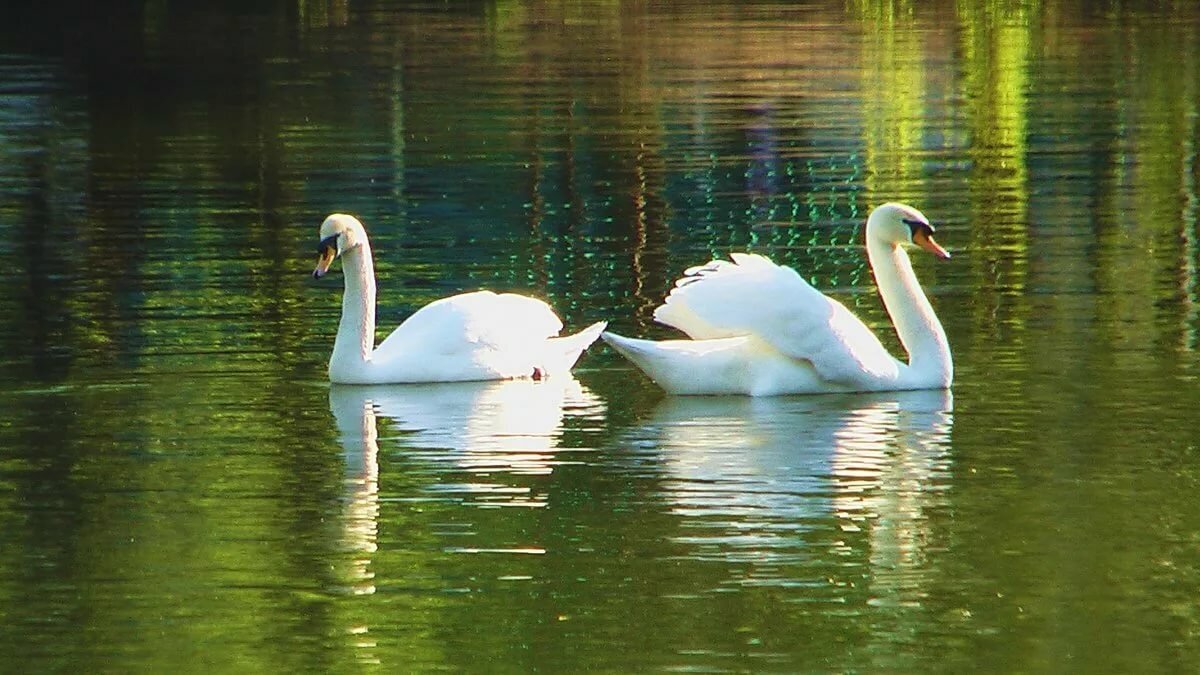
[2,1,1199,672]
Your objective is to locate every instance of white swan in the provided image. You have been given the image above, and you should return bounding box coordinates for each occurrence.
[602,203,952,396]
[313,213,605,384]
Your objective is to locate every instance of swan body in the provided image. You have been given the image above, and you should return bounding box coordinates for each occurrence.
[603,203,953,396]
[314,213,605,384]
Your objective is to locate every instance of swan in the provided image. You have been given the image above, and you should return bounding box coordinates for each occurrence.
[313,213,605,384]
[602,203,952,396]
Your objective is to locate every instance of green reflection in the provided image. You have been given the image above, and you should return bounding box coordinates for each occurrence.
[858,1,928,202]
[959,0,1033,358]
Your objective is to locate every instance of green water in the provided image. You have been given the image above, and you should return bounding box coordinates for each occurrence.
[2,1,1199,672]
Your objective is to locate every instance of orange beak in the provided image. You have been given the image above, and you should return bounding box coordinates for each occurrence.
[913,228,951,260]
[313,245,336,279]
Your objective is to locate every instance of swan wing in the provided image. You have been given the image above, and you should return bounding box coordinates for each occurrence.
[377,291,561,355]
[372,291,564,378]
[652,253,899,386]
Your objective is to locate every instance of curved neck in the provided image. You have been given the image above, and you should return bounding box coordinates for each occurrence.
[332,243,376,368]
[867,237,952,384]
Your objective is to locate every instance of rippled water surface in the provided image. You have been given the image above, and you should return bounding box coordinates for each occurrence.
[3,1,1200,672]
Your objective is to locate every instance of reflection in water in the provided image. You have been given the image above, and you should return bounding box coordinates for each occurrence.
[328,388,381,597]
[327,386,381,665]
[639,390,952,596]
[327,377,603,664]
[828,391,954,611]
[328,377,604,558]
[333,377,604,479]
[329,377,605,562]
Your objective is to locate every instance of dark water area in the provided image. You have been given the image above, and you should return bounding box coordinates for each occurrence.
[2,1,1200,672]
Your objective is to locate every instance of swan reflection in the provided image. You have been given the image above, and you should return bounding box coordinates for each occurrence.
[636,390,953,584]
[328,387,381,598]
[326,377,604,654]
[333,376,603,474]
[330,378,604,535]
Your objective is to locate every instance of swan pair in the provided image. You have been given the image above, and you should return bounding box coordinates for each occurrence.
[313,203,952,395]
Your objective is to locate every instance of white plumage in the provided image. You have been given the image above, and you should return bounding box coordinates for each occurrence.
[603,203,953,396]
[314,214,604,384]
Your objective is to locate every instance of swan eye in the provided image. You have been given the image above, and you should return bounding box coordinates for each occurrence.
[902,218,934,235]
[313,235,340,279]
[317,234,340,255]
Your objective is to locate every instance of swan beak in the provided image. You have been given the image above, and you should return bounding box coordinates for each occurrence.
[313,236,338,279]
[913,229,951,260]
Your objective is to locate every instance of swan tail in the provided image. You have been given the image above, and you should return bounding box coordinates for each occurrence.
[604,326,840,393]
[603,331,764,395]
[601,331,665,374]
[542,321,607,374]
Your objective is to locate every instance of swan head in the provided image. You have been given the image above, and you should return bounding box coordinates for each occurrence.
[866,203,950,260]
[313,213,368,279]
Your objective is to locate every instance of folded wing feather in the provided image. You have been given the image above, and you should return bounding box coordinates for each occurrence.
[376,291,562,358]
[652,253,900,387]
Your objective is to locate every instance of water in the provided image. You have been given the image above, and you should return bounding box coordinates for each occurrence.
[2,1,1199,671]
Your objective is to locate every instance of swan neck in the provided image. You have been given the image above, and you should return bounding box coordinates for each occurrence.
[867,237,952,383]
[333,243,376,367]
